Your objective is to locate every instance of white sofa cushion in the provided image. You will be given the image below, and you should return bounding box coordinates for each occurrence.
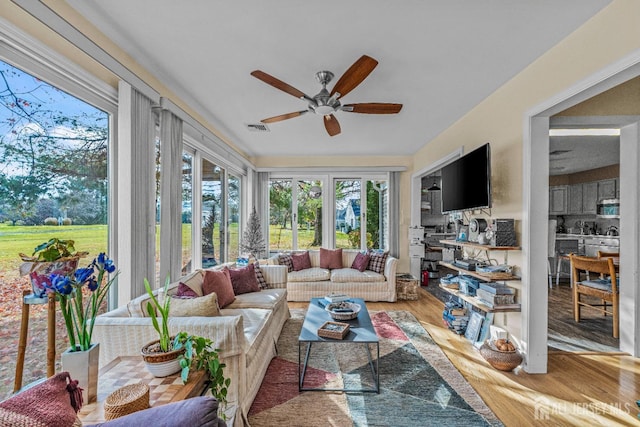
[226,288,286,310]
[330,268,386,283]
[288,267,331,282]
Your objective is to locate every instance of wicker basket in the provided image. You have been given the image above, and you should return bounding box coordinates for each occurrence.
[317,321,350,339]
[325,302,361,320]
[479,342,523,372]
[396,274,419,300]
[104,382,150,420]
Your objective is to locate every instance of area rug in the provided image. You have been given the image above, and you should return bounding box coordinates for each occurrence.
[248,309,502,426]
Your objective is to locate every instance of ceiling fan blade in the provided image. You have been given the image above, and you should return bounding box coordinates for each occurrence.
[343,103,403,114]
[251,70,309,100]
[324,114,341,137]
[330,55,378,98]
[261,110,308,124]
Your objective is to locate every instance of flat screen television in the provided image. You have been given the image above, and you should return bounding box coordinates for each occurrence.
[440,143,491,213]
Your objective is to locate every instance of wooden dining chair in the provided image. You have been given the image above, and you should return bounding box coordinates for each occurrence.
[597,250,619,260]
[569,254,619,338]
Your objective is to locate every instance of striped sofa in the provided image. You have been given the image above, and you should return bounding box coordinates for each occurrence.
[92,263,289,427]
[269,249,398,302]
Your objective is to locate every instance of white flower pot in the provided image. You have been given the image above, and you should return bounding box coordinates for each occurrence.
[61,342,99,404]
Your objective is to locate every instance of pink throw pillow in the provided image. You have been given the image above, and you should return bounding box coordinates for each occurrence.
[292,251,312,271]
[175,282,199,298]
[320,248,343,269]
[202,268,235,308]
[228,264,261,295]
[0,372,81,427]
[351,252,371,272]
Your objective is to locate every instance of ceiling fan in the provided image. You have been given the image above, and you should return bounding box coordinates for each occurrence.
[250,55,402,137]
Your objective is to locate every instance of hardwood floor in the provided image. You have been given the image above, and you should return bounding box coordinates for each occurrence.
[288,289,640,426]
[547,283,619,352]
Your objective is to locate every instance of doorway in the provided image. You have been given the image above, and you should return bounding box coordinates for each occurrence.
[546,122,621,353]
[524,55,640,372]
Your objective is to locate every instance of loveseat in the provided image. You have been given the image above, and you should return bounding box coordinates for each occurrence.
[269,249,398,302]
[92,262,289,427]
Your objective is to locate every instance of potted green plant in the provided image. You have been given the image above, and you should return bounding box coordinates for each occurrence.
[19,238,89,297]
[140,276,184,377]
[174,332,231,420]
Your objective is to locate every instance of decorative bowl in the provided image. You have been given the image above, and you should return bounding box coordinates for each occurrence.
[325,302,361,320]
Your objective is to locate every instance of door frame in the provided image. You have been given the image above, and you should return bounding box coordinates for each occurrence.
[523,49,640,372]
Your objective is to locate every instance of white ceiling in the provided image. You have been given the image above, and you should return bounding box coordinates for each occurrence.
[549,135,620,175]
[65,0,611,158]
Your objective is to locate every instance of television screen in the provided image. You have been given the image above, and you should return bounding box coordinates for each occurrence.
[440,143,491,213]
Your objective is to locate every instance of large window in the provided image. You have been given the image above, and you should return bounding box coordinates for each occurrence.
[0,58,113,399]
[269,179,323,253]
[201,159,223,267]
[268,175,389,252]
[228,174,241,261]
[181,151,193,273]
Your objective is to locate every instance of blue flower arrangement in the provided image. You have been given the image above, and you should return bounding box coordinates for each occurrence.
[31,253,119,352]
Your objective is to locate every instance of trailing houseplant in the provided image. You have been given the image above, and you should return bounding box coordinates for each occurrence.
[174,332,231,419]
[140,276,184,377]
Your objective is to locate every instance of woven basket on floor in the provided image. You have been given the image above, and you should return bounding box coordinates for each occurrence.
[479,342,523,372]
[104,382,150,420]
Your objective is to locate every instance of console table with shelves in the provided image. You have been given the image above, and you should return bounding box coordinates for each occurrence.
[438,239,521,313]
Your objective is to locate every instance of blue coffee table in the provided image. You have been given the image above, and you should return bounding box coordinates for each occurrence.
[298,297,380,393]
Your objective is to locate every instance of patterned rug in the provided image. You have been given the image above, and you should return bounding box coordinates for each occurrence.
[248,309,503,426]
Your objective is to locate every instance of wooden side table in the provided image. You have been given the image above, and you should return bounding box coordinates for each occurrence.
[14,290,56,392]
[77,356,208,424]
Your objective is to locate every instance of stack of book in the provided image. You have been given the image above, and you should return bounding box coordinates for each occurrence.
[442,300,469,335]
[476,282,515,308]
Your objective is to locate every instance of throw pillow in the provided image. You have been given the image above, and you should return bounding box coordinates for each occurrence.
[228,264,261,295]
[175,282,199,298]
[167,292,220,317]
[202,268,235,308]
[179,270,204,297]
[351,252,371,272]
[320,248,343,269]
[367,250,389,274]
[85,396,220,427]
[291,251,312,271]
[278,254,294,272]
[254,261,268,289]
[0,371,81,427]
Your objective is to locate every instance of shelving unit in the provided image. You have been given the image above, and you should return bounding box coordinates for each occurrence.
[438,285,521,313]
[438,239,521,313]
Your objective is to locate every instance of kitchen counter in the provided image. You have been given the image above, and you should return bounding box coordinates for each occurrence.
[556,233,619,240]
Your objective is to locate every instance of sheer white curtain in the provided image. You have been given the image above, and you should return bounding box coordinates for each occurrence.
[389,171,400,258]
[116,81,156,305]
[159,110,183,283]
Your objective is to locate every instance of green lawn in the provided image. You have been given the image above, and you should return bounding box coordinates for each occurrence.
[269,225,354,250]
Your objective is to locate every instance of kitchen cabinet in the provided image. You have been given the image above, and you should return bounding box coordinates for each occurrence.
[549,185,567,215]
[598,179,617,200]
[567,184,583,215]
[421,190,442,215]
[582,182,598,214]
[567,182,597,215]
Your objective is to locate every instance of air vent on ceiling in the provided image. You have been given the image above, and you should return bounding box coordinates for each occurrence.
[246,123,270,132]
[550,149,571,156]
